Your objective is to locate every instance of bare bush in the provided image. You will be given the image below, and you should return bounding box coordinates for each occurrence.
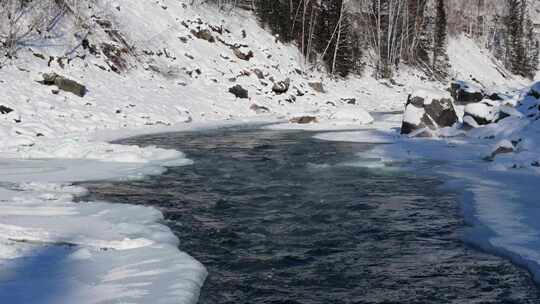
[0,0,61,57]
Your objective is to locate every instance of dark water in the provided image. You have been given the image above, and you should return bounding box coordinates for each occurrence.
[81,129,540,303]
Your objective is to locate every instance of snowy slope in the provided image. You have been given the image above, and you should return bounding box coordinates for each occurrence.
[447,35,528,88]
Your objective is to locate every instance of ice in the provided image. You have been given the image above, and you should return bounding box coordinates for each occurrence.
[314,130,398,144]
[316,110,540,285]
[0,149,206,304]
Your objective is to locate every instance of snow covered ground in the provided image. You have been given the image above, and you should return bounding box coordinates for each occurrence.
[0,0,538,302]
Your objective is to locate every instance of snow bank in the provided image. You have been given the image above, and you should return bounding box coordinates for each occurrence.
[0,156,206,304]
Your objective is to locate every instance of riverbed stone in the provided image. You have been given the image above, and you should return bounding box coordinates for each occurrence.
[39,73,87,97]
[401,89,458,136]
[450,81,485,104]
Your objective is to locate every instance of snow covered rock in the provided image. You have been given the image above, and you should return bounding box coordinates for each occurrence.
[272,78,290,95]
[191,28,215,43]
[463,100,508,127]
[229,85,249,99]
[450,81,484,104]
[233,47,254,61]
[401,89,458,136]
[39,73,87,97]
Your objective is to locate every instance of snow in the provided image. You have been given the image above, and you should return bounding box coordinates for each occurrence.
[329,105,374,124]
[464,102,497,121]
[448,35,527,88]
[403,104,424,125]
[0,153,207,304]
[411,87,452,103]
[314,85,540,286]
[0,0,538,302]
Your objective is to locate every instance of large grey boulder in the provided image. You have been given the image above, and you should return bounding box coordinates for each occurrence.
[401,89,458,136]
[229,85,248,99]
[450,81,484,104]
[39,73,87,97]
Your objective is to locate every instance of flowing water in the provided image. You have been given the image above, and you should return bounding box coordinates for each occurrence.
[82,128,540,304]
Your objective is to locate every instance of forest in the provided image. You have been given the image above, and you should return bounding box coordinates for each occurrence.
[251,0,539,79]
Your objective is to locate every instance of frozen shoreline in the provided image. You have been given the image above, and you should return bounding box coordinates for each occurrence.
[0,115,394,304]
[0,119,269,304]
[314,120,540,285]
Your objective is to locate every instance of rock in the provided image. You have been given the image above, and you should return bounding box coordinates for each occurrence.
[284,95,296,103]
[252,68,264,79]
[229,85,248,99]
[487,92,505,101]
[401,89,458,135]
[308,82,325,93]
[294,87,305,97]
[528,82,540,99]
[250,103,269,114]
[101,43,128,73]
[272,78,290,95]
[0,105,13,114]
[290,116,318,124]
[450,81,484,104]
[39,73,87,97]
[191,29,215,43]
[233,47,253,61]
[341,98,356,105]
[463,101,499,127]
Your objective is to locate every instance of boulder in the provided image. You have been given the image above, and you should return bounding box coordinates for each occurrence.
[290,116,318,124]
[191,29,215,43]
[401,89,458,136]
[272,78,290,95]
[463,100,500,127]
[233,47,253,61]
[450,81,484,104]
[228,85,248,99]
[39,73,86,97]
[0,105,13,114]
[308,82,325,93]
